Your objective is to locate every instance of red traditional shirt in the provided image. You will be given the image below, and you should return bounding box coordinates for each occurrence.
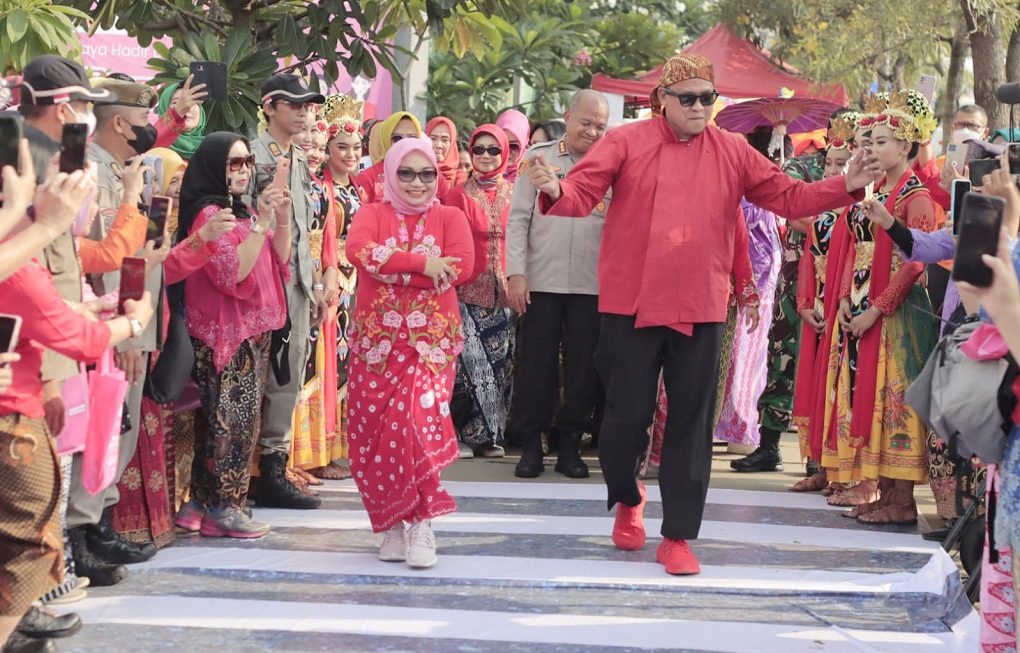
[538,117,861,334]
[0,260,111,418]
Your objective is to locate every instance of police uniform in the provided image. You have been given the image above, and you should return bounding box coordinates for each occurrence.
[68,81,162,530]
[504,138,610,476]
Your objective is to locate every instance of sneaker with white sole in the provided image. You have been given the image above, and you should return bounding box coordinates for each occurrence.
[378,523,407,562]
[406,520,438,569]
[175,500,205,532]
[200,506,270,539]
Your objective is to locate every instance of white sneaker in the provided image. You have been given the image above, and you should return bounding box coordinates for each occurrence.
[378,523,407,562]
[406,520,438,569]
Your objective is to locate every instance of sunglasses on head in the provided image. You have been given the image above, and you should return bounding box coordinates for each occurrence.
[471,145,503,156]
[396,167,438,183]
[228,154,256,171]
[662,89,719,107]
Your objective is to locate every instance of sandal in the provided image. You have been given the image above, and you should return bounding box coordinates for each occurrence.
[790,472,827,493]
[841,499,884,519]
[827,481,879,507]
[821,482,848,497]
[285,468,318,496]
[291,467,324,486]
[311,462,351,481]
[857,503,918,526]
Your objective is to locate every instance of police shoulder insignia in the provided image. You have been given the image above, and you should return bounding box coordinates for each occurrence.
[517,158,529,176]
[110,162,123,177]
[596,201,606,213]
[268,142,283,158]
[558,140,567,155]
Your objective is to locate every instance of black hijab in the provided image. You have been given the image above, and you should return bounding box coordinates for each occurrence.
[175,131,253,243]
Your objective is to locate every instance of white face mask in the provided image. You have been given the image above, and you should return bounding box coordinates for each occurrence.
[63,103,96,136]
[952,128,983,144]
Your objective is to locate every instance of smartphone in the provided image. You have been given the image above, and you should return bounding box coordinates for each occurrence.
[118,256,147,314]
[944,142,967,175]
[917,74,938,103]
[0,113,23,192]
[969,158,1001,186]
[272,156,290,190]
[0,314,22,353]
[1008,143,1020,176]
[952,192,1005,287]
[189,61,228,101]
[59,122,88,173]
[950,178,971,236]
[146,195,171,246]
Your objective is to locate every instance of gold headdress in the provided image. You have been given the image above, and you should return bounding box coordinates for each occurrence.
[859,90,936,144]
[320,93,364,139]
[827,111,862,151]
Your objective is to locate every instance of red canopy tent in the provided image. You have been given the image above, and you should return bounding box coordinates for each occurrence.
[592,24,848,106]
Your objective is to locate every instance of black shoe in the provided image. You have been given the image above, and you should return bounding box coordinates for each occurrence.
[922,525,953,542]
[257,452,321,510]
[85,507,156,565]
[730,446,784,473]
[17,606,81,639]
[805,459,821,477]
[514,437,545,478]
[69,526,128,587]
[553,431,589,479]
[2,632,56,653]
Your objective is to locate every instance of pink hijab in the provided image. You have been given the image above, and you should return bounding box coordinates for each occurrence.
[468,123,509,185]
[382,136,441,216]
[495,109,530,181]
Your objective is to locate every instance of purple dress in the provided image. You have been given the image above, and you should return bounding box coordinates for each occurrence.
[713,199,783,445]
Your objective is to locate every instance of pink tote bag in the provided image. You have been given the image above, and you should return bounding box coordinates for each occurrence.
[56,364,89,456]
[81,349,129,495]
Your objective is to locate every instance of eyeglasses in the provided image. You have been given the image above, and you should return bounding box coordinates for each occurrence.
[662,89,719,107]
[953,121,985,131]
[278,100,310,111]
[396,167,438,183]
[471,145,503,156]
[228,155,256,171]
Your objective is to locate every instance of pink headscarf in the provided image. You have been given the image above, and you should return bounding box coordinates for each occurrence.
[382,136,440,216]
[468,123,509,185]
[495,109,530,181]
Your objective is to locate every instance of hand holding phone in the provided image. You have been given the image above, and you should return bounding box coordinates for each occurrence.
[189,61,227,101]
[118,256,147,314]
[950,179,971,236]
[146,195,172,246]
[952,192,1005,287]
[0,314,22,353]
[969,158,1001,187]
[59,123,88,173]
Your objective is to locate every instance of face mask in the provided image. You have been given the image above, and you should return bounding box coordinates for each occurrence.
[125,123,158,156]
[952,128,983,144]
[64,104,96,136]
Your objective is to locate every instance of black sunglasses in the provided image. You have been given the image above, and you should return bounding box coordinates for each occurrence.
[396,167,438,183]
[228,154,256,171]
[471,145,503,156]
[662,89,719,107]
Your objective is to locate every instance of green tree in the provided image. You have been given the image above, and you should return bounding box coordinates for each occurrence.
[0,0,89,74]
[71,0,515,135]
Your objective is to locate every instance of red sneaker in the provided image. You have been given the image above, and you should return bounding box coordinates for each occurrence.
[612,481,647,551]
[657,538,701,575]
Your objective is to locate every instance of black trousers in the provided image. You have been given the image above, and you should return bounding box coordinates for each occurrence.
[595,314,723,540]
[510,292,601,441]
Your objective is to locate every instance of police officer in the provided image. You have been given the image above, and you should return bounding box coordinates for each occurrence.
[506,89,611,478]
[250,74,325,509]
[67,78,163,585]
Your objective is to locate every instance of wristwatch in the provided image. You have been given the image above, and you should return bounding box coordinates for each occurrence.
[251,222,267,235]
[128,318,144,338]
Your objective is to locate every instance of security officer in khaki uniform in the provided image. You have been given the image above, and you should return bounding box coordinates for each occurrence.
[505,89,611,479]
[66,78,163,585]
[249,74,325,510]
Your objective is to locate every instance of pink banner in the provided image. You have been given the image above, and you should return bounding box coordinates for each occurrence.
[79,30,393,119]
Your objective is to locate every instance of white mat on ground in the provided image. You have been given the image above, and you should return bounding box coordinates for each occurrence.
[67,594,978,653]
[253,507,940,554]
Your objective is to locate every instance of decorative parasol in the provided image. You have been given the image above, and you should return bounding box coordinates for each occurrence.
[714,96,844,163]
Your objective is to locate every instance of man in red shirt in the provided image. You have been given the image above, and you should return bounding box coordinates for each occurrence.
[528,54,882,576]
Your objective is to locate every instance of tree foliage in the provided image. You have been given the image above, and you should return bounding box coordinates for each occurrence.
[68,0,514,135]
[0,0,89,75]
[424,0,708,132]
